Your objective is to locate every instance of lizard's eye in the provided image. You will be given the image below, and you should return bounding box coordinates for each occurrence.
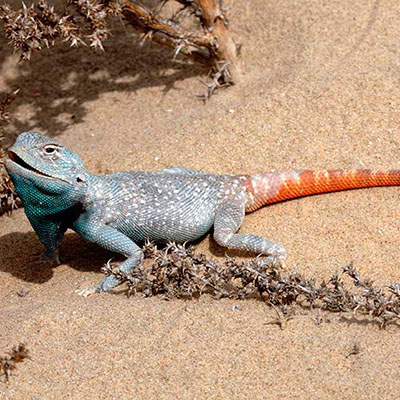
[44,145,58,154]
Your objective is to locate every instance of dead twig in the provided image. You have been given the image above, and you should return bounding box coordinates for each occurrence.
[0,91,19,214]
[0,342,30,383]
[196,0,239,83]
[119,242,400,328]
[345,341,361,358]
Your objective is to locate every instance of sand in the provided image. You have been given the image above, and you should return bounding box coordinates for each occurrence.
[1,0,400,398]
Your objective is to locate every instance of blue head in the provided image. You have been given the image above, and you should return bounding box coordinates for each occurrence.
[5,132,89,213]
[6,132,87,183]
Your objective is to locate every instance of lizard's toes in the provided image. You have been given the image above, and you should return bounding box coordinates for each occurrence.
[272,245,287,260]
[260,244,287,268]
[34,249,61,265]
[260,255,285,268]
[75,285,101,297]
[277,257,286,270]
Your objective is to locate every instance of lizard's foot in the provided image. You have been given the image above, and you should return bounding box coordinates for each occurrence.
[75,274,121,297]
[260,255,286,269]
[260,245,287,269]
[35,249,60,265]
[75,284,102,297]
[75,252,143,297]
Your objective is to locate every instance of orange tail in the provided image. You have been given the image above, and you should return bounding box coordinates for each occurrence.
[245,169,400,212]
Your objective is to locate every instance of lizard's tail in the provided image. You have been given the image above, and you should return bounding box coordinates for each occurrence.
[244,169,400,212]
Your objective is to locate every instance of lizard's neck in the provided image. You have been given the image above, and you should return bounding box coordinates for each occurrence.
[81,174,118,207]
[11,171,89,217]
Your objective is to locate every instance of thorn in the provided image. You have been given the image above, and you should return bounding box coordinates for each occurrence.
[139,30,154,45]
[173,42,184,60]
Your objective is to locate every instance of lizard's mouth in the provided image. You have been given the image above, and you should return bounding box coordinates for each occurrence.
[7,150,52,178]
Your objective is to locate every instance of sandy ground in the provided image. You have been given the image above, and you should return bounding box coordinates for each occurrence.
[1,0,400,398]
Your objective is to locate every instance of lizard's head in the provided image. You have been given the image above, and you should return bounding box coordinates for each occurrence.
[5,131,88,185]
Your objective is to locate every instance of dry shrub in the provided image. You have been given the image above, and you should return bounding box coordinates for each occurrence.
[0,0,239,97]
[0,91,18,214]
[0,342,29,383]
[104,242,400,328]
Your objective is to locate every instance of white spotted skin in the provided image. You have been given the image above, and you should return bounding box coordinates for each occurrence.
[82,170,248,244]
[6,132,288,294]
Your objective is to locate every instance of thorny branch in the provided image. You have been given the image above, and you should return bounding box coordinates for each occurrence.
[104,242,400,328]
[0,0,239,94]
[0,91,18,214]
[0,342,29,383]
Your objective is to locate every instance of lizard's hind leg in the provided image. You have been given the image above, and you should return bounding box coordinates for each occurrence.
[213,200,287,266]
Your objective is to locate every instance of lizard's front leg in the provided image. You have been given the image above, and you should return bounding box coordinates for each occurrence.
[72,217,143,296]
[26,212,66,265]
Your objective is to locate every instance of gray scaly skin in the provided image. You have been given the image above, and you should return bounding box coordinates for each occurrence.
[5,132,286,296]
[6,132,400,296]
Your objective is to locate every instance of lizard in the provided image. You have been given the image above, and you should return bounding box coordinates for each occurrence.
[5,131,400,296]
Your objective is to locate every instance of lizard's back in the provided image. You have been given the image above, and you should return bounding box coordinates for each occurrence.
[86,170,248,243]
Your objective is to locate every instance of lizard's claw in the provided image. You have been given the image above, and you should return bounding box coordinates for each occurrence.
[75,276,111,297]
[75,285,102,297]
[261,243,287,269]
[261,255,286,269]
[276,256,286,270]
[260,245,287,270]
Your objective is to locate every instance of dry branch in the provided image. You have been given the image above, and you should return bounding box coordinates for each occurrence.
[108,242,400,328]
[0,91,18,214]
[0,0,240,92]
[121,0,214,64]
[0,342,29,383]
[197,0,238,81]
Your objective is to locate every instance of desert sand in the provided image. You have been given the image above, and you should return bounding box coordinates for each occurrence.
[1,0,400,398]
